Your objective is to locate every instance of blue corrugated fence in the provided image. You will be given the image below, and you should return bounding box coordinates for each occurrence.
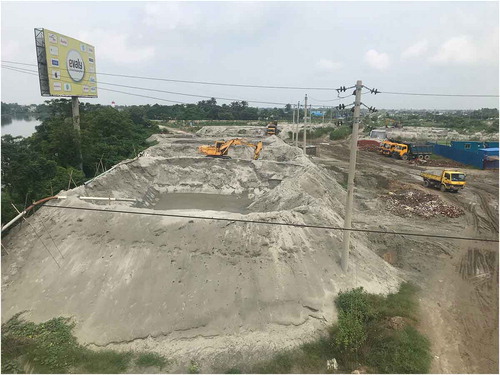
[433,144,485,169]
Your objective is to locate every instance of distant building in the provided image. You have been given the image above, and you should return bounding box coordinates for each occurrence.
[370,129,387,139]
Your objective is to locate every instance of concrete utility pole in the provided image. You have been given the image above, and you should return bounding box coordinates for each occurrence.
[292,104,295,142]
[341,80,362,272]
[71,96,83,171]
[303,94,308,153]
[295,101,300,147]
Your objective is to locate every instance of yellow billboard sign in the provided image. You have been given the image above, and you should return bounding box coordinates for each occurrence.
[35,28,97,97]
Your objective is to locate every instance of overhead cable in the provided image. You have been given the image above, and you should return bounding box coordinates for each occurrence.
[2,65,335,108]
[1,60,337,91]
[43,204,499,243]
[2,64,291,106]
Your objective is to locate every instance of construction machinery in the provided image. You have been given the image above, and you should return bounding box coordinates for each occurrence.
[266,121,279,136]
[385,118,402,128]
[378,140,397,156]
[392,142,433,160]
[421,170,466,192]
[198,138,263,160]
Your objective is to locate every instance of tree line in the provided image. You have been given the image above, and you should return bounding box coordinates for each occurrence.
[1,99,159,225]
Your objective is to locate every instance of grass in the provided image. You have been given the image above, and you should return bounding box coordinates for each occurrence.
[228,282,430,374]
[135,352,169,369]
[1,313,169,374]
[296,126,337,140]
[330,125,352,140]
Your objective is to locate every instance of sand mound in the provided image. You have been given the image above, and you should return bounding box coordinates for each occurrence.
[2,132,402,368]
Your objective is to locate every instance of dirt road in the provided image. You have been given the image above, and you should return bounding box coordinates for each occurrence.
[310,139,499,374]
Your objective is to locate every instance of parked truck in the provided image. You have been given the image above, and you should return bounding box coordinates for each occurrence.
[392,142,433,160]
[421,170,466,192]
[266,121,279,136]
[378,139,397,156]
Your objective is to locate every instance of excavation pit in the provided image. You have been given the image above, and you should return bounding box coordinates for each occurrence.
[148,192,253,213]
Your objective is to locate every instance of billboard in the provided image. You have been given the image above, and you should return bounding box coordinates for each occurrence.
[34,28,97,97]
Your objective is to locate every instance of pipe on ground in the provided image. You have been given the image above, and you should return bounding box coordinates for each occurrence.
[78,197,137,202]
[1,196,66,233]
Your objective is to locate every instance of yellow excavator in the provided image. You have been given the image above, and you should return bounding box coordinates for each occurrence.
[198,138,263,160]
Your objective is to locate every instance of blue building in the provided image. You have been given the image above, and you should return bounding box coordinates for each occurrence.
[450,141,499,151]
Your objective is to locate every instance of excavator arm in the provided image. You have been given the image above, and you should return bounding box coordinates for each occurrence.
[198,138,263,160]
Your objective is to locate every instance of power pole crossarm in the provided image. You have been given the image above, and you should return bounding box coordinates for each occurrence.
[341,80,362,272]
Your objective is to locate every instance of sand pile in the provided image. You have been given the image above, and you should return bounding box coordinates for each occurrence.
[2,130,402,369]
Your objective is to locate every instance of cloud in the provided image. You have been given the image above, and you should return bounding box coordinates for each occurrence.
[429,36,477,64]
[142,2,272,35]
[401,40,428,59]
[365,49,390,70]
[1,40,21,60]
[316,59,342,72]
[78,31,155,64]
[428,32,498,65]
[143,3,201,31]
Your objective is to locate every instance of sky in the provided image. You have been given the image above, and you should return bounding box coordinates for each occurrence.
[1,1,499,110]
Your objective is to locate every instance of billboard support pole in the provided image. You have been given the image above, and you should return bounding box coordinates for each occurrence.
[71,96,83,171]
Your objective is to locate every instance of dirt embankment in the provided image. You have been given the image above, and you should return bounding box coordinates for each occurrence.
[1,133,403,371]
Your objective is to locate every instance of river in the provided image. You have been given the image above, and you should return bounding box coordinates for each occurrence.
[1,114,41,137]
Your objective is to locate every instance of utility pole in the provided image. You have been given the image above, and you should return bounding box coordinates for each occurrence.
[303,94,308,153]
[295,101,300,147]
[71,96,83,171]
[341,80,362,272]
[292,104,295,142]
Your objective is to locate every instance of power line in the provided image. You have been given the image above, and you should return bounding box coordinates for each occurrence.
[379,91,499,98]
[307,96,343,103]
[2,64,337,108]
[2,64,295,106]
[1,60,337,91]
[43,204,499,243]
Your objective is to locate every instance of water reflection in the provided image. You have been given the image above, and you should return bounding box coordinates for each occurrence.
[1,114,41,137]
[1,113,37,125]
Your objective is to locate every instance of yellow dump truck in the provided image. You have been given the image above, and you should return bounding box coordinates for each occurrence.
[421,170,466,192]
[378,140,396,156]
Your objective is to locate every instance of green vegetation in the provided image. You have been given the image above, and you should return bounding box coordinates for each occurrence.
[373,108,499,134]
[294,126,337,140]
[329,125,352,140]
[188,360,201,374]
[231,282,431,374]
[135,352,169,369]
[1,99,159,225]
[1,313,169,374]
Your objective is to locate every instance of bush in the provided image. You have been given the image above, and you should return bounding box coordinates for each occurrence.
[297,127,336,140]
[330,126,351,140]
[335,311,367,351]
[1,314,165,374]
[367,326,431,374]
[135,352,168,369]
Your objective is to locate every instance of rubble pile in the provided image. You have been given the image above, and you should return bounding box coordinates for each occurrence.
[383,189,464,218]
